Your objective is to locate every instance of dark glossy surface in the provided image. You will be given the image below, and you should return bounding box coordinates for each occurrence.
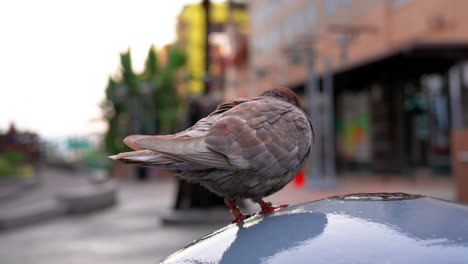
[161,193,468,264]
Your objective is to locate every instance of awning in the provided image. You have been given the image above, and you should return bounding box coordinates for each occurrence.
[333,42,468,87]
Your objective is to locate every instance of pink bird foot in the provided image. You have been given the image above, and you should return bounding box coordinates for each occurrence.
[231,213,249,223]
[259,201,288,214]
[227,199,250,223]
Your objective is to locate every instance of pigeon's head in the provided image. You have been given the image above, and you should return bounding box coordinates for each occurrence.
[260,87,301,108]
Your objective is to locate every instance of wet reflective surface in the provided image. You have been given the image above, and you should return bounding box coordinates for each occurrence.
[161,193,468,264]
[330,192,425,201]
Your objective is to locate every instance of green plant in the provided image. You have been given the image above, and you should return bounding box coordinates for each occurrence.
[102,45,187,156]
[0,151,33,177]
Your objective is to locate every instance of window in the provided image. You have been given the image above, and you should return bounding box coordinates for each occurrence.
[391,0,415,8]
[282,18,295,42]
[325,0,338,15]
[293,13,305,35]
[305,2,316,26]
[342,0,352,6]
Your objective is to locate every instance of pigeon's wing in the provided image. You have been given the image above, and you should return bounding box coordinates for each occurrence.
[209,98,249,116]
[116,98,251,170]
[154,97,249,139]
[205,98,313,175]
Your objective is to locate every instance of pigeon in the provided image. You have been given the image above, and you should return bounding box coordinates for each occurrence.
[109,87,314,222]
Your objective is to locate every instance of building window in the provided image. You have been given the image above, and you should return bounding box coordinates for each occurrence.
[271,28,280,49]
[293,13,304,36]
[283,17,295,42]
[255,68,268,79]
[305,2,316,26]
[325,0,338,15]
[342,0,352,6]
[391,0,415,8]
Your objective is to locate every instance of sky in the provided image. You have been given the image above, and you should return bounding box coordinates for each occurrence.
[0,0,198,139]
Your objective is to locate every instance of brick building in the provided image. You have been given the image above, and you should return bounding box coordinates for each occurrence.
[0,123,40,164]
[224,0,468,201]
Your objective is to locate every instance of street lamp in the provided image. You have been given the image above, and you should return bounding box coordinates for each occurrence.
[328,24,378,65]
[283,35,335,190]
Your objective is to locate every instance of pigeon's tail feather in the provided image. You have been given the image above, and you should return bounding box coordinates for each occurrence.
[123,135,172,150]
[108,150,210,170]
[109,150,173,164]
[122,134,232,169]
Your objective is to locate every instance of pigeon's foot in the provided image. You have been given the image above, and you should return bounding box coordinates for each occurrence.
[226,199,249,223]
[231,213,249,223]
[259,201,288,214]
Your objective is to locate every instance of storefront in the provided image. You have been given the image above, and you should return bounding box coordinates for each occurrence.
[317,43,468,177]
[332,43,468,175]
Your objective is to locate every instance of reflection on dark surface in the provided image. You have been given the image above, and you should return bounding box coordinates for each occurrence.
[220,212,327,263]
[161,197,468,264]
[331,192,424,201]
[160,211,327,264]
[311,198,468,246]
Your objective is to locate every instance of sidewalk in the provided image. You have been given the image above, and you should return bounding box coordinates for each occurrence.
[0,176,38,201]
[0,175,225,264]
[0,168,88,210]
[0,167,116,230]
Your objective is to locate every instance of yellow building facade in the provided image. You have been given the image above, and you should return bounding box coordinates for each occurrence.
[177,1,248,95]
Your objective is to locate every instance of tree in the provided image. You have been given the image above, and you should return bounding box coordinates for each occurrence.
[102,45,186,156]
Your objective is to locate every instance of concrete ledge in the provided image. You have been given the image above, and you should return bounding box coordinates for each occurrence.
[161,208,233,225]
[56,182,117,214]
[0,200,65,230]
[0,176,39,201]
[0,181,118,231]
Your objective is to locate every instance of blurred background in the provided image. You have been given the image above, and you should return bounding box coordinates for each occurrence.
[1,0,468,263]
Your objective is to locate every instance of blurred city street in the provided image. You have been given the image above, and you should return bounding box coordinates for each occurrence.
[0,166,455,264]
[0,167,225,264]
[1,0,468,263]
